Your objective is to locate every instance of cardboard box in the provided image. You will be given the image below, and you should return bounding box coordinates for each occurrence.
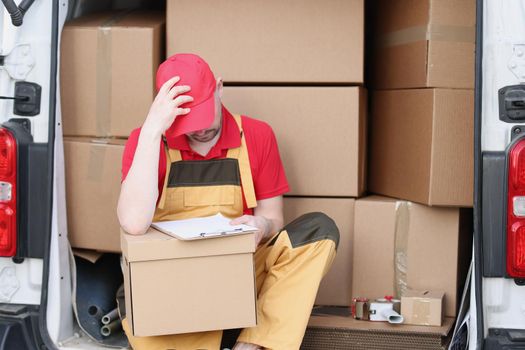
[223,87,367,197]
[283,197,355,306]
[370,0,475,89]
[167,0,364,83]
[121,228,257,336]
[302,312,454,350]
[369,88,473,207]
[61,11,165,137]
[64,138,125,252]
[352,196,472,317]
[401,290,445,326]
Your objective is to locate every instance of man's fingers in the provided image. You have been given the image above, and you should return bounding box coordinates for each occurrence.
[159,76,180,93]
[229,218,244,225]
[175,107,191,116]
[168,84,191,99]
[230,215,250,225]
[172,94,193,107]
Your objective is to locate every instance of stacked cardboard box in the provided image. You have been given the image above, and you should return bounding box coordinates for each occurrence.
[368,0,475,206]
[221,87,367,197]
[167,0,366,308]
[369,0,475,90]
[61,11,165,252]
[167,0,364,84]
[301,0,473,347]
[346,0,475,341]
[352,196,472,318]
[369,89,473,206]
[63,138,125,252]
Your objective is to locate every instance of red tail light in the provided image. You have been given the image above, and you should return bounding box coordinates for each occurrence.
[0,129,15,177]
[0,128,16,257]
[507,139,525,277]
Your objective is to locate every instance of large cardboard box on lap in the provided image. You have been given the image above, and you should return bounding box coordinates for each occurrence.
[284,197,355,306]
[167,0,363,83]
[351,196,472,317]
[369,88,473,207]
[121,228,257,336]
[61,11,164,138]
[64,138,125,252]
[223,87,367,197]
[370,0,476,89]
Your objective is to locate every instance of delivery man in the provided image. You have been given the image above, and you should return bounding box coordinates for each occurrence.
[117,53,340,350]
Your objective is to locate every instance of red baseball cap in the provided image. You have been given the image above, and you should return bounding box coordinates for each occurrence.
[156,53,216,138]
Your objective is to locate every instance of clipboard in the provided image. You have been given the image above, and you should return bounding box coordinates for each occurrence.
[151,213,258,240]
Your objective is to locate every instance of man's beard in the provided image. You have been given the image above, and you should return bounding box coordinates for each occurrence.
[187,102,223,143]
[188,114,222,143]
[187,127,221,143]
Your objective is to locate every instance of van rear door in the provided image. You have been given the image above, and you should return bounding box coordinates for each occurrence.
[0,1,74,349]
[474,0,525,348]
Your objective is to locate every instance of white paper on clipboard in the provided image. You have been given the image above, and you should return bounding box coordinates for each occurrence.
[151,213,258,240]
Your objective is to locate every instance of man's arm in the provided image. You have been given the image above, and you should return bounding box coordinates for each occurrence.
[117,76,193,235]
[117,129,162,235]
[230,195,284,246]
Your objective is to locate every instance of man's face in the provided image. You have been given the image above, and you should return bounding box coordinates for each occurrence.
[186,82,223,143]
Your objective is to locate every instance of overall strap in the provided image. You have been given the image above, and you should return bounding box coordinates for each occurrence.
[158,143,183,210]
[229,115,257,209]
[168,147,183,162]
[157,138,172,210]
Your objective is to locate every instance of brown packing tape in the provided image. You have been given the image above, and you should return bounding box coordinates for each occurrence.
[96,27,112,137]
[157,144,171,210]
[87,141,106,182]
[394,201,409,299]
[95,10,133,137]
[377,24,476,48]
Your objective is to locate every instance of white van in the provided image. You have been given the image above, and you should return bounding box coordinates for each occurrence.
[0,0,521,349]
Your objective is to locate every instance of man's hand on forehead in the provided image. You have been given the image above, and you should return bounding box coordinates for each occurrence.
[142,76,193,138]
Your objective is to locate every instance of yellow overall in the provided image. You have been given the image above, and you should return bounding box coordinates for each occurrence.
[122,115,339,350]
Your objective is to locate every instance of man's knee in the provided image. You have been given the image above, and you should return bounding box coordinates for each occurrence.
[280,212,340,249]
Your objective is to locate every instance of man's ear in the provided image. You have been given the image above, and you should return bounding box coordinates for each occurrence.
[216,77,223,98]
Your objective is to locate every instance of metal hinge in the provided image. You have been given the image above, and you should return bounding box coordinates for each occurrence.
[1,44,35,80]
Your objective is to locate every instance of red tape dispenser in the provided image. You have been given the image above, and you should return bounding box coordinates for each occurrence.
[351,297,370,320]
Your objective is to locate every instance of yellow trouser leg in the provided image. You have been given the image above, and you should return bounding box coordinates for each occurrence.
[237,212,338,350]
[122,318,222,350]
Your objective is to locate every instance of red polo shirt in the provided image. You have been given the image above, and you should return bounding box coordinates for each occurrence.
[121,106,289,214]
